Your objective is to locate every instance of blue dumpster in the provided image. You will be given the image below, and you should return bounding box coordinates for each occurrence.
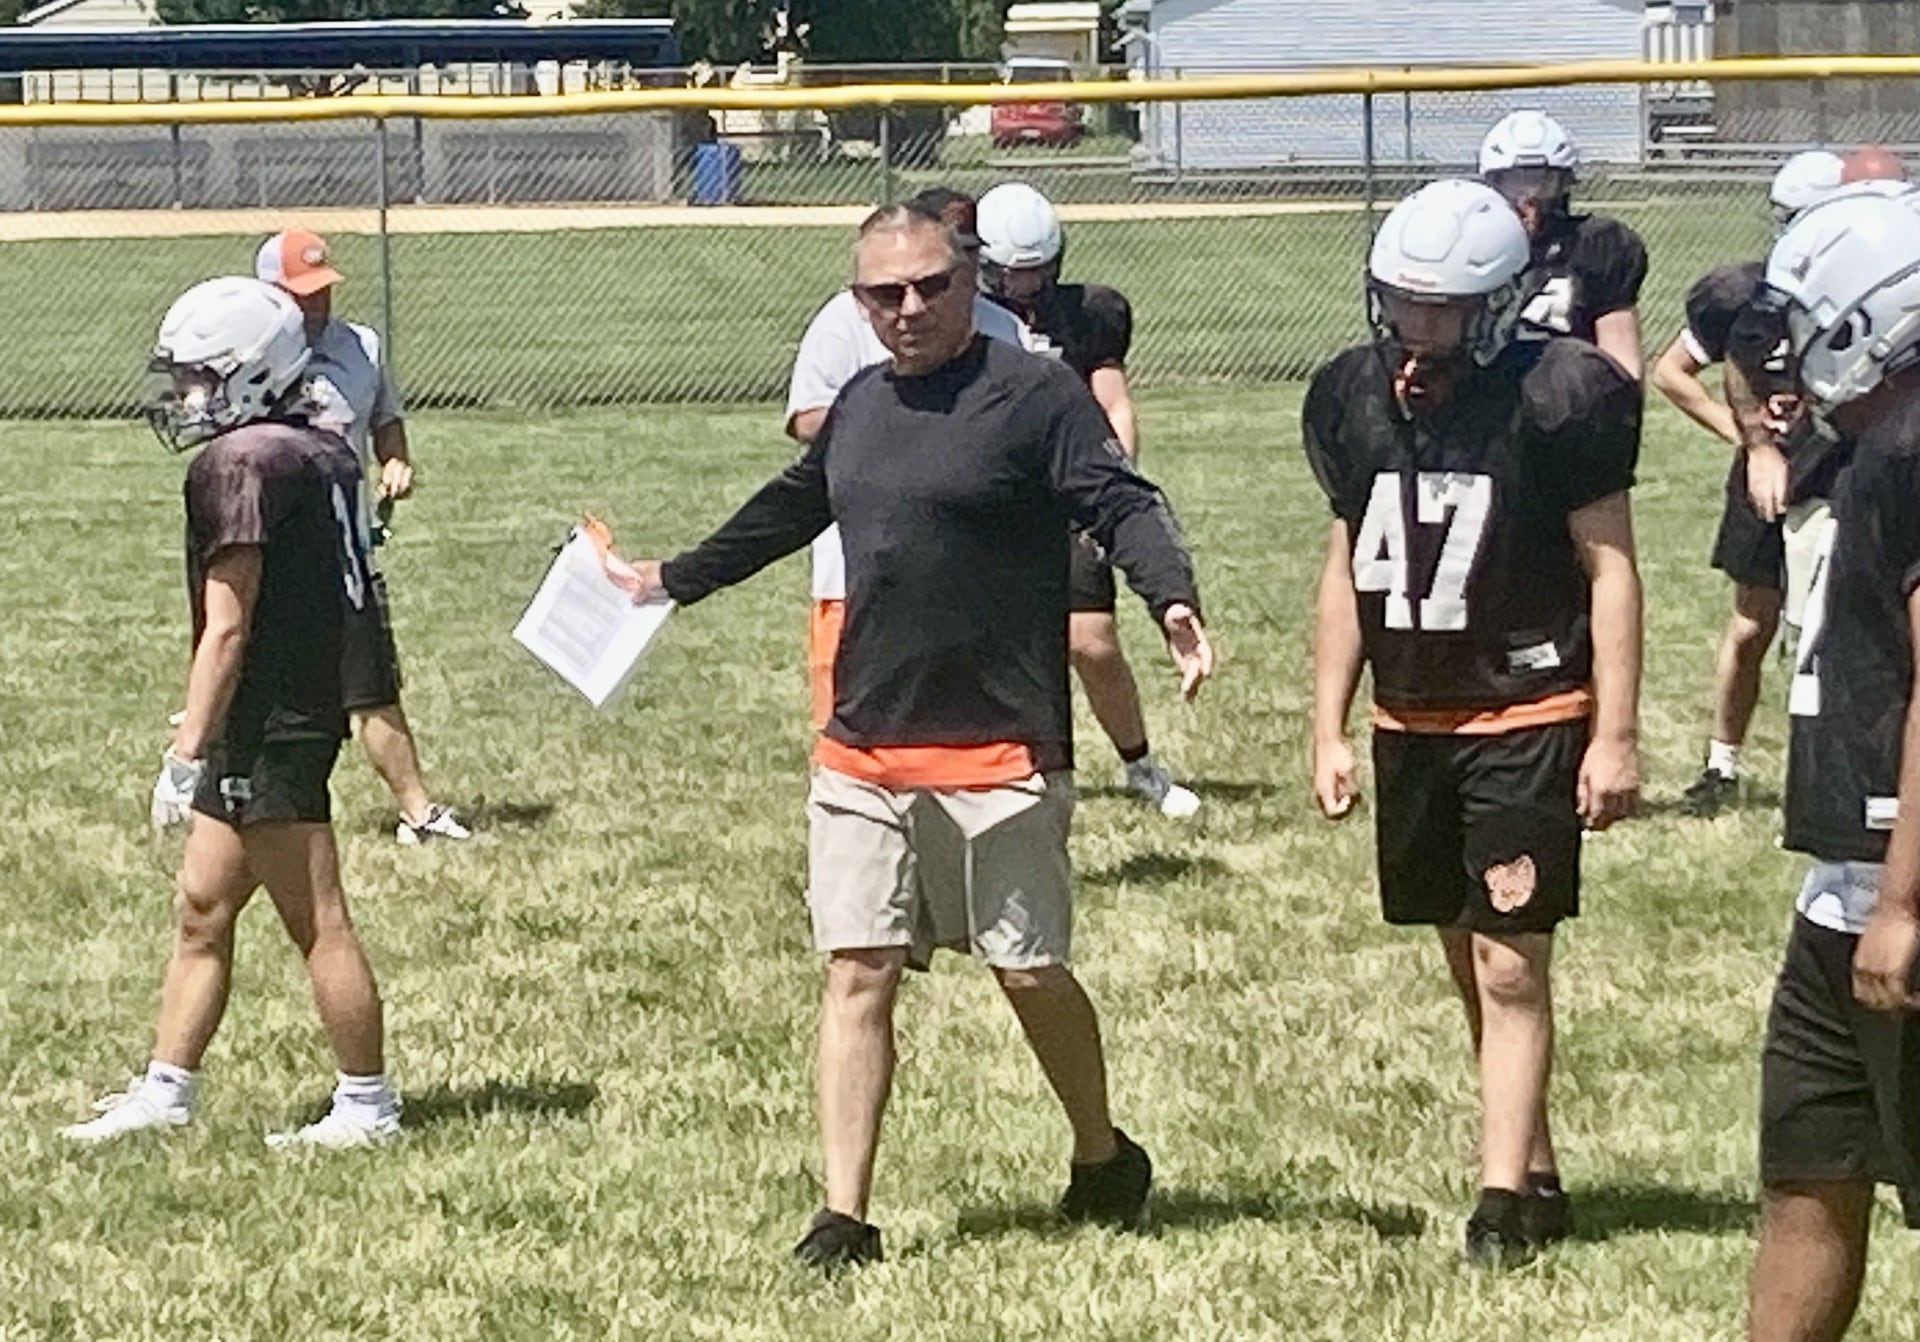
[691,141,742,205]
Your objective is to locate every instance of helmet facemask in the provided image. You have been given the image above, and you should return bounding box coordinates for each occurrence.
[145,352,304,454]
[1370,276,1524,372]
[1485,165,1574,234]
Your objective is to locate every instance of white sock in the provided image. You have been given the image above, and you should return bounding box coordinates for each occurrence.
[142,1060,197,1107]
[333,1072,396,1113]
[1707,740,1741,780]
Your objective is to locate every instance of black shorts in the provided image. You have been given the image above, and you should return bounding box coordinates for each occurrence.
[1710,458,1786,592]
[1069,531,1117,614]
[190,739,341,827]
[1371,719,1587,934]
[341,570,403,712]
[1760,913,1920,1226]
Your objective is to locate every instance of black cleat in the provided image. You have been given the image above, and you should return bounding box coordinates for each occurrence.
[1464,1189,1535,1267]
[1522,1173,1574,1247]
[1059,1128,1153,1228]
[792,1208,882,1274]
[1682,768,1738,817]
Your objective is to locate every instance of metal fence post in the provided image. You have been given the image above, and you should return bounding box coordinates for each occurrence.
[376,117,396,376]
[1362,91,1377,231]
[1813,77,1831,146]
[169,72,184,209]
[1402,82,1413,165]
[877,108,893,204]
[1172,69,1183,183]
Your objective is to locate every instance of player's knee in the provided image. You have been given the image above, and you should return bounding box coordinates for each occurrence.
[1069,624,1122,670]
[824,948,904,1005]
[1730,588,1783,645]
[172,876,237,950]
[1472,937,1550,1009]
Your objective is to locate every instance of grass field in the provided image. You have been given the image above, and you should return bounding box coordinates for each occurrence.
[0,185,1775,416]
[1,384,1915,1341]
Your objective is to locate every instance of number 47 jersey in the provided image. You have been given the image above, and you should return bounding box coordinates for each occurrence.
[1302,338,1641,718]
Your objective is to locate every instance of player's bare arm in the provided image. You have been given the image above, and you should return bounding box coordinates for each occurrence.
[1592,308,1643,382]
[1569,492,1642,829]
[1650,335,1739,444]
[373,419,413,499]
[788,406,828,445]
[1855,583,1920,1012]
[1088,366,1139,461]
[173,546,262,761]
[1312,519,1364,820]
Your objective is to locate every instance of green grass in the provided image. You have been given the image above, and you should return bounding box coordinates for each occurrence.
[0,185,1773,417]
[1,386,1915,1340]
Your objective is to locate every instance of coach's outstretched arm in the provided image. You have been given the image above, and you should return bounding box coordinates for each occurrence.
[1571,492,1643,830]
[1046,383,1211,698]
[613,435,833,606]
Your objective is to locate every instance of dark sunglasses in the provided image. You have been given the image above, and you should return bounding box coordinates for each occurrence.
[852,264,961,311]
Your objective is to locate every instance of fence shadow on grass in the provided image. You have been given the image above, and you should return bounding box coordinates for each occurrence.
[399,1078,599,1131]
[1566,1182,1757,1242]
[953,1185,1425,1242]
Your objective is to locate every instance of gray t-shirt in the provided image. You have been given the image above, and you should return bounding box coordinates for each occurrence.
[304,318,405,467]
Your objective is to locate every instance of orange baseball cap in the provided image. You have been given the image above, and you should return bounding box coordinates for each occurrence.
[255,228,344,296]
[1841,144,1909,184]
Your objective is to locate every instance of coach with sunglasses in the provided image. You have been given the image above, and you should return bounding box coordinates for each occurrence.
[612,200,1211,1271]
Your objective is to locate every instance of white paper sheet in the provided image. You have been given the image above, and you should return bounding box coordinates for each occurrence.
[513,529,672,708]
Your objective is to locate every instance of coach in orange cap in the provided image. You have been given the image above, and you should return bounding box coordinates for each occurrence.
[257,228,470,846]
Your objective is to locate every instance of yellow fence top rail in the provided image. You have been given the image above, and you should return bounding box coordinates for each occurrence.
[6,54,1920,127]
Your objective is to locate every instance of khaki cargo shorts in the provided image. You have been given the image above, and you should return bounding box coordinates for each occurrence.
[806,766,1075,970]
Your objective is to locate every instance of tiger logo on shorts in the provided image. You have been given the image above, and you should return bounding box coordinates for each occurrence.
[1485,854,1538,913]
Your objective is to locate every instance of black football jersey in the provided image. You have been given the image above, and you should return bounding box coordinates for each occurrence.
[1515,214,1648,346]
[1002,282,1132,384]
[1303,338,1641,713]
[1682,260,1765,365]
[1783,396,1920,862]
[184,420,370,753]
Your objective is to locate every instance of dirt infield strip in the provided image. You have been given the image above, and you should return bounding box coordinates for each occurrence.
[0,198,1368,242]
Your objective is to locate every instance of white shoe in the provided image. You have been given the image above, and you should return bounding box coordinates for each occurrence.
[266,1102,403,1151]
[396,804,471,846]
[1125,759,1202,820]
[61,1080,191,1143]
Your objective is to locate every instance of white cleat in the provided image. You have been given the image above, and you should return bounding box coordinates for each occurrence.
[1125,759,1202,820]
[266,1103,402,1151]
[396,804,471,846]
[61,1081,191,1143]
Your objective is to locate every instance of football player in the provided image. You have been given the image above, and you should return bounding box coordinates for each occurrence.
[62,277,399,1150]
[1649,150,1844,815]
[1480,110,1648,378]
[1306,179,1643,1263]
[976,181,1201,820]
[1741,190,1920,1342]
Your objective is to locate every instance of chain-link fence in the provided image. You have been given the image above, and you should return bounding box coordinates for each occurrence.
[3,70,1918,416]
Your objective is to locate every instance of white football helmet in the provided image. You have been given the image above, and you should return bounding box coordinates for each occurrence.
[1478,110,1580,176]
[148,276,310,453]
[1769,150,1846,232]
[1764,192,1920,414]
[976,182,1064,270]
[1368,178,1532,365]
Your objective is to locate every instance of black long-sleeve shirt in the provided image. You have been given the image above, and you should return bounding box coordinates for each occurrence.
[661,335,1199,771]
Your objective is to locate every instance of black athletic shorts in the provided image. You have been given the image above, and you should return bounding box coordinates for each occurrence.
[1710,457,1786,592]
[341,570,403,712]
[1069,531,1117,614]
[1760,912,1920,1227]
[1371,719,1587,934]
[191,739,341,827]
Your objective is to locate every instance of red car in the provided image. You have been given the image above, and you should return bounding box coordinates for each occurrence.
[991,58,1087,149]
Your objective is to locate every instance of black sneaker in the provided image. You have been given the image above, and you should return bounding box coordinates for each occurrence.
[1522,1173,1573,1246]
[792,1209,882,1273]
[1059,1128,1152,1228]
[1463,1189,1534,1267]
[1682,768,1738,817]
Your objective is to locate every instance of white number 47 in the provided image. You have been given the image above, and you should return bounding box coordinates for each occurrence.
[1351,471,1493,631]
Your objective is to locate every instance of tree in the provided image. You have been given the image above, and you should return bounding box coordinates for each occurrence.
[576,0,1010,67]
[156,0,525,23]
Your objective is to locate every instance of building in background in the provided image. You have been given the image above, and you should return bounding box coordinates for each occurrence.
[1116,0,1658,172]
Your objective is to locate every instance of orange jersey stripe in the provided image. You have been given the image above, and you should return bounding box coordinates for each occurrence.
[812,736,1038,790]
[1371,688,1593,736]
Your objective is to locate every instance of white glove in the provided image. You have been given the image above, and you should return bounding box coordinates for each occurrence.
[150,749,203,831]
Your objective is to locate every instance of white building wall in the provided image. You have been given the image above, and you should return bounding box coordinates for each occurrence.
[1132,0,1648,170]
